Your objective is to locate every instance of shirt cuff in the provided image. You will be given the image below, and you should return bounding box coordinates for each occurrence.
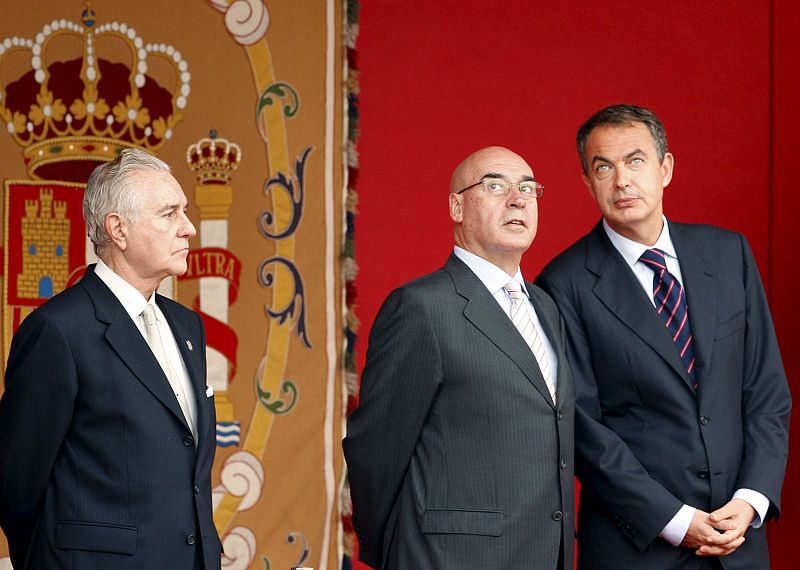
[659,504,695,546]
[732,488,769,528]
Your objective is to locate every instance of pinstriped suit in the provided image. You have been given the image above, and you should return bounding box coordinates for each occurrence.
[344,254,574,569]
[0,266,222,569]
[537,221,790,569]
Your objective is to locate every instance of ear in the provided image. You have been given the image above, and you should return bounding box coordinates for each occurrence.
[582,172,597,198]
[660,152,674,188]
[105,213,128,251]
[449,193,463,223]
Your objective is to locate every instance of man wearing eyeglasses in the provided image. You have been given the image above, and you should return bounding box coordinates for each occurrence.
[344,146,574,569]
[537,104,790,569]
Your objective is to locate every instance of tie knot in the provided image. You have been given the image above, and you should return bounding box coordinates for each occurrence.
[504,280,525,299]
[639,248,667,271]
[141,304,157,327]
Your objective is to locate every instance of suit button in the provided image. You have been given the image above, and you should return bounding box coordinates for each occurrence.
[697,469,709,479]
[186,534,196,545]
[557,412,563,420]
[184,436,194,446]
[194,484,200,494]
[699,416,709,425]
[560,459,567,470]
[551,511,563,521]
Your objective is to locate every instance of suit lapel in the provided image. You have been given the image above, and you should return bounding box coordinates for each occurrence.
[80,268,193,434]
[158,297,208,443]
[669,222,717,387]
[445,254,555,408]
[585,223,694,391]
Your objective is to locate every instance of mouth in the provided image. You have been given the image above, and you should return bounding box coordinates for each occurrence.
[614,196,639,208]
[505,219,527,228]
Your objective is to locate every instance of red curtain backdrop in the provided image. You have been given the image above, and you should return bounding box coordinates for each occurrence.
[353,1,799,568]
[767,0,800,567]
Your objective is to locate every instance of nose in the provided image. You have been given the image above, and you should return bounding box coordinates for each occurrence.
[614,168,631,190]
[179,211,197,238]
[507,184,528,208]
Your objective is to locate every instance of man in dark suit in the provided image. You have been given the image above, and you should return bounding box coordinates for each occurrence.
[537,104,790,569]
[344,146,574,569]
[0,148,222,569]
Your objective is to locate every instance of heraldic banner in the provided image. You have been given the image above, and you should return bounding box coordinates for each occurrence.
[0,0,355,568]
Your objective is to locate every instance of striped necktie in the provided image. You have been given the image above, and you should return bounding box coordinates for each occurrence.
[504,280,556,403]
[638,248,697,388]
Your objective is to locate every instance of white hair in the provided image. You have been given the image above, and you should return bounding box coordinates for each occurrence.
[83,148,172,254]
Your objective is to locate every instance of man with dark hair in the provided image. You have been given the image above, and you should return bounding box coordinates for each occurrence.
[0,148,222,569]
[537,104,790,569]
[345,146,574,569]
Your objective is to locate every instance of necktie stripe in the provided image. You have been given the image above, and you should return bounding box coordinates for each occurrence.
[641,258,667,271]
[680,335,693,356]
[665,288,684,327]
[665,296,681,327]
[504,280,556,403]
[673,313,689,341]
[639,248,697,387]
[656,280,674,314]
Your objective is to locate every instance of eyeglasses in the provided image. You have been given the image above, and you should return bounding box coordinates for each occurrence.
[457,178,544,199]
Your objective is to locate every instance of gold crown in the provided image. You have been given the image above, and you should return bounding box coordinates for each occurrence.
[0,3,190,182]
[186,130,242,185]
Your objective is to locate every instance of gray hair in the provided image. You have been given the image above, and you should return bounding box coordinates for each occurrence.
[577,104,668,175]
[83,148,172,254]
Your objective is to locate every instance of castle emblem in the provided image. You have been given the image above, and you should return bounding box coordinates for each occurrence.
[17,188,70,300]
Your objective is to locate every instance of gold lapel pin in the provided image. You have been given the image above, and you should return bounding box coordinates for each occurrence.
[186,340,193,351]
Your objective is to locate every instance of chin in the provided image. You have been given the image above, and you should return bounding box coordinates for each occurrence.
[169,262,189,277]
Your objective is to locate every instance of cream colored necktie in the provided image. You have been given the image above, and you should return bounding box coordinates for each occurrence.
[504,280,556,403]
[141,304,196,438]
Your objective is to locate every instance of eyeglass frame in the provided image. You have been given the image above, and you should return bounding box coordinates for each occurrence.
[456,177,545,198]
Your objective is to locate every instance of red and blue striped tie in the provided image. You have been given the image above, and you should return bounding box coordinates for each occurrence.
[639,248,697,388]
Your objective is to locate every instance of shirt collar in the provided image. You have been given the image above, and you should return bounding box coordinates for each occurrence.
[602,215,678,269]
[94,259,158,321]
[453,246,528,298]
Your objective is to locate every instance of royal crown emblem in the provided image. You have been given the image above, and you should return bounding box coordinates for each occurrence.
[0,2,190,182]
[187,130,242,185]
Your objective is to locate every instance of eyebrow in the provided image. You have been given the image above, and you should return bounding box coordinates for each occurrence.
[591,148,646,165]
[480,172,536,182]
[155,203,183,215]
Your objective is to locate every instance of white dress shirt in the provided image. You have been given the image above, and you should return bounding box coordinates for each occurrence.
[94,260,198,435]
[602,217,768,545]
[453,246,558,391]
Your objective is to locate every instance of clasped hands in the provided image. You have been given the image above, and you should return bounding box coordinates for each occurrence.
[681,498,756,557]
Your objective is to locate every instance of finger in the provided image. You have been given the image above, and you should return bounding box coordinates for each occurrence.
[709,518,738,532]
[709,506,733,522]
[696,536,745,557]
[697,536,746,556]
[704,528,745,547]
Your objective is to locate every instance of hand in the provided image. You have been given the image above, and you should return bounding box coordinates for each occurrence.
[680,509,742,557]
[694,498,756,556]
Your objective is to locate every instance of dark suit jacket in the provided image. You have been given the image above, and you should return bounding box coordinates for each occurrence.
[536,221,791,570]
[0,266,222,569]
[344,254,575,569]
